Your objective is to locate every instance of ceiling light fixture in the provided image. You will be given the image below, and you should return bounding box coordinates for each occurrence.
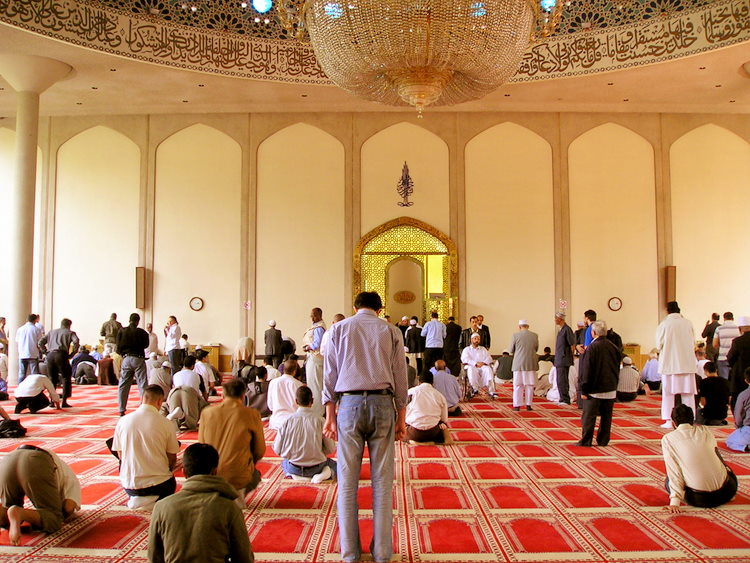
[278,0,566,116]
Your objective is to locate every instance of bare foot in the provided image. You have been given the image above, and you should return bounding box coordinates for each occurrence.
[7,505,22,545]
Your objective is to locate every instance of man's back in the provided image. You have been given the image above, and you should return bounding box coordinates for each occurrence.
[406,383,447,430]
[662,424,727,498]
[511,330,539,371]
[267,375,303,429]
[148,474,252,563]
[431,370,461,408]
[657,314,695,374]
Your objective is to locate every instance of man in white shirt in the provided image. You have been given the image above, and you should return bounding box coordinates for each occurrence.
[0,343,8,393]
[405,372,449,443]
[112,385,180,506]
[194,349,214,395]
[657,301,697,428]
[713,312,740,380]
[461,332,496,399]
[267,359,303,431]
[0,445,81,545]
[421,311,446,377]
[14,373,61,414]
[163,316,183,376]
[163,355,207,430]
[274,385,336,483]
[15,314,42,383]
[662,404,737,512]
[264,357,281,380]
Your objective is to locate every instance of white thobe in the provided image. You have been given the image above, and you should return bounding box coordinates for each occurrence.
[461,345,494,392]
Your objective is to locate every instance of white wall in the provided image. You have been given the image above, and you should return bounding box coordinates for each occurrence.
[569,123,658,348]
[153,124,242,353]
[465,122,556,350]
[255,123,346,345]
[670,124,750,327]
[53,126,140,344]
[361,122,450,236]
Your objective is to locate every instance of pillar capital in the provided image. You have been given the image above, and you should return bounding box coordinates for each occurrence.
[0,54,72,94]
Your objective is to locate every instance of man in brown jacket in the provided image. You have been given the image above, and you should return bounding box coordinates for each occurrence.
[199,378,265,506]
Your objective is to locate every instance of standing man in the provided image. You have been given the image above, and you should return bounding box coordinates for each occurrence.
[554,312,576,406]
[404,317,424,374]
[112,385,179,506]
[323,291,408,563]
[164,316,183,376]
[38,318,79,408]
[145,322,159,356]
[509,320,539,411]
[302,308,326,417]
[476,314,491,351]
[100,313,122,352]
[443,316,462,377]
[421,311,446,375]
[16,314,42,383]
[702,313,721,364]
[264,320,283,368]
[577,320,620,447]
[657,301,697,428]
[116,313,150,416]
[727,316,750,411]
[459,316,480,350]
[714,312,740,380]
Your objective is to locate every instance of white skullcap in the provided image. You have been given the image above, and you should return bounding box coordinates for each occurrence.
[162,361,171,368]
[737,316,750,327]
[470,332,481,339]
[622,356,633,365]
[518,319,529,326]
[409,319,417,325]
[401,316,409,321]
[268,320,276,327]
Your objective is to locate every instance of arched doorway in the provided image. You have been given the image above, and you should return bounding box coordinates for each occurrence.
[353,217,458,321]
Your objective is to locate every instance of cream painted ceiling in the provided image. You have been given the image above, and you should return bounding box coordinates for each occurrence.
[0,22,748,118]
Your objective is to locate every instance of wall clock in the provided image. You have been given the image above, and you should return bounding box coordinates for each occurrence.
[608,297,622,311]
[189,296,204,311]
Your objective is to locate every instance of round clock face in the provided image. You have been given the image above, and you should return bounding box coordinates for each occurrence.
[189,297,204,311]
[608,297,622,311]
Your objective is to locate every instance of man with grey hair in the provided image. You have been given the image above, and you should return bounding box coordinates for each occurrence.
[509,320,539,411]
[577,320,620,447]
[554,312,576,405]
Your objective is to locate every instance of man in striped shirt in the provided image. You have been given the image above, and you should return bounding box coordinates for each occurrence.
[323,291,408,563]
[713,312,740,380]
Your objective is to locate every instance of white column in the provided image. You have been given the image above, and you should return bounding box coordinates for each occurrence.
[0,55,72,384]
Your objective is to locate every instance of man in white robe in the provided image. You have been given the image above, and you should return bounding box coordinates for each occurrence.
[656,301,697,428]
[461,333,496,398]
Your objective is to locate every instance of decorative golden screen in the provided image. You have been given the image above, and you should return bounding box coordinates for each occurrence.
[353,217,457,321]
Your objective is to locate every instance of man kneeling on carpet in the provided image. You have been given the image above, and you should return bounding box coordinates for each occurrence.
[112,385,180,510]
[0,445,80,545]
[148,443,253,563]
[273,385,336,483]
[726,367,750,452]
[405,371,450,444]
[662,404,737,512]
[14,372,61,414]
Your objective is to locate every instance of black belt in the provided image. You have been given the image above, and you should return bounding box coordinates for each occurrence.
[19,444,50,455]
[342,389,391,396]
[123,354,145,359]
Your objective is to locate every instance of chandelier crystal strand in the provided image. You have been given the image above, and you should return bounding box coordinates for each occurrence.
[279,0,566,113]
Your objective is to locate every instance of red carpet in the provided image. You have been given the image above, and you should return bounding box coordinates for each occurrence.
[0,382,748,562]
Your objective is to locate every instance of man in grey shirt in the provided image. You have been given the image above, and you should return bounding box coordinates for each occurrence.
[38,318,79,408]
[509,319,539,411]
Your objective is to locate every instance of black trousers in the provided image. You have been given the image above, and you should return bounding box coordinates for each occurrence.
[444,352,461,379]
[665,469,738,508]
[556,365,571,404]
[46,350,72,400]
[15,392,50,414]
[167,349,185,376]
[580,396,615,446]
[422,347,444,374]
[124,476,176,500]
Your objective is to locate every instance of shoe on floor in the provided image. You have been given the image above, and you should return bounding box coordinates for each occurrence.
[573,441,592,447]
[119,411,126,417]
[61,402,72,408]
[526,405,533,411]
[513,407,520,411]
[311,465,333,484]
[660,421,673,428]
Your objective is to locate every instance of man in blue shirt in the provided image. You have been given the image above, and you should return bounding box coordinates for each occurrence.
[421,311,446,376]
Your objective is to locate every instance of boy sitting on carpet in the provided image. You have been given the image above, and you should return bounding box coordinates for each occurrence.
[405,371,450,444]
[697,361,730,426]
[727,368,750,452]
[274,385,336,483]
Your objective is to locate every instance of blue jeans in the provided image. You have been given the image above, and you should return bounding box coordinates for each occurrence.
[727,426,750,452]
[718,359,730,380]
[282,458,337,478]
[18,358,39,383]
[336,394,395,563]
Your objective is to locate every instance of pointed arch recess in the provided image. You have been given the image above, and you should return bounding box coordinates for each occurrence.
[354,217,458,320]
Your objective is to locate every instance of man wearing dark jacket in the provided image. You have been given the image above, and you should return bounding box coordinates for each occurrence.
[577,320,621,447]
[728,316,750,411]
[116,313,150,416]
[443,317,462,377]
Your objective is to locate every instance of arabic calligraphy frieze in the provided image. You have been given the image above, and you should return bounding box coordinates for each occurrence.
[0,0,748,84]
[512,0,750,82]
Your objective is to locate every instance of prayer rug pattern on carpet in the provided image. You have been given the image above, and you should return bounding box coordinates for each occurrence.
[0,382,748,562]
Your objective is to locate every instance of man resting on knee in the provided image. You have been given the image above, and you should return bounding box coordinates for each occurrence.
[405,372,449,444]
[274,385,336,483]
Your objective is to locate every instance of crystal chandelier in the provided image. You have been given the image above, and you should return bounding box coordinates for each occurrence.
[278,0,566,115]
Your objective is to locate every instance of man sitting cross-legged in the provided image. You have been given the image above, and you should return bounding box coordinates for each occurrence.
[431,360,462,416]
[267,359,303,431]
[161,355,208,431]
[148,443,254,563]
[663,404,738,512]
[727,367,750,452]
[0,445,80,545]
[461,332,496,399]
[199,379,266,505]
[112,385,179,510]
[405,372,449,444]
[273,385,336,483]
[14,373,61,414]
